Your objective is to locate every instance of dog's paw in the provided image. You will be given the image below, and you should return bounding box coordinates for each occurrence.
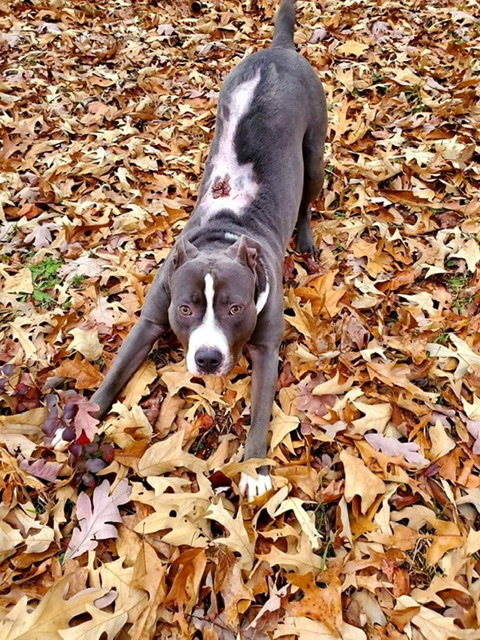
[51,428,70,452]
[239,471,272,500]
[296,239,317,256]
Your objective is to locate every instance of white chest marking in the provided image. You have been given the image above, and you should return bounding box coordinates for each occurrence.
[256,281,270,314]
[201,70,262,218]
[186,273,231,375]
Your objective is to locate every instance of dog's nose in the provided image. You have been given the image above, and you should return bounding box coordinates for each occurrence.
[195,349,222,373]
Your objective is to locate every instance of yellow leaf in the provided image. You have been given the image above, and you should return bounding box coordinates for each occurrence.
[0,408,47,436]
[98,557,147,623]
[351,400,392,435]
[25,525,55,554]
[138,430,207,476]
[462,394,480,420]
[385,67,422,85]
[367,360,437,402]
[205,502,254,571]
[466,529,480,555]
[160,369,226,405]
[139,514,207,547]
[221,457,274,479]
[449,237,480,272]
[395,595,475,640]
[285,289,318,341]
[128,542,167,640]
[123,359,157,408]
[132,478,212,547]
[258,530,322,575]
[274,497,322,550]
[0,577,108,639]
[104,402,152,449]
[428,420,455,460]
[450,334,480,372]
[295,271,346,317]
[221,563,254,628]
[270,403,299,450]
[68,327,103,361]
[336,40,369,56]
[312,371,354,395]
[3,267,33,295]
[274,616,367,639]
[0,521,23,563]
[340,450,386,513]
[9,318,37,361]
[58,607,128,640]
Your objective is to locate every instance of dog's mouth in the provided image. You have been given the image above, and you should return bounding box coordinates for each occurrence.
[187,363,233,377]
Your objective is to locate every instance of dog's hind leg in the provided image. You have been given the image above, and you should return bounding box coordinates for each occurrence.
[295,127,324,255]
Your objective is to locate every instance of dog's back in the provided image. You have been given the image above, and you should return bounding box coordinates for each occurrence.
[185,0,327,257]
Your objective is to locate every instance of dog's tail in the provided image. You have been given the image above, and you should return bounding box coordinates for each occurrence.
[271,0,296,49]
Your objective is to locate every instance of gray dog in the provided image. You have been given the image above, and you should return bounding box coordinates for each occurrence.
[91,0,327,498]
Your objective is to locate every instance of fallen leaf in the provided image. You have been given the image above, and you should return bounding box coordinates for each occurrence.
[340,450,386,512]
[364,433,428,466]
[205,502,254,571]
[68,327,103,361]
[336,40,369,56]
[66,479,131,559]
[138,430,207,476]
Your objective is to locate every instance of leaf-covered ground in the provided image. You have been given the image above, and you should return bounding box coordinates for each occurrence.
[1,0,480,637]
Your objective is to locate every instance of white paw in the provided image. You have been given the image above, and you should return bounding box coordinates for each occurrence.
[239,471,272,500]
[51,429,69,452]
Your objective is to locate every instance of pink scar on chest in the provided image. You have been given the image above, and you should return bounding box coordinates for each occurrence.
[211,174,231,198]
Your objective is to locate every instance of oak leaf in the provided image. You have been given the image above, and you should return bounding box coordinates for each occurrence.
[205,502,254,571]
[58,606,127,640]
[258,531,322,575]
[274,616,367,639]
[395,595,478,640]
[340,450,386,513]
[19,458,63,481]
[336,40,369,56]
[364,433,428,466]
[73,399,100,442]
[68,327,103,361]
[0,577,109,639]
[138,430,208,476]
[286,572,343,635]
[66,479,131,559]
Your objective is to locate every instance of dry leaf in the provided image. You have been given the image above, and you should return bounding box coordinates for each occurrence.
[66,479,131,559]
[340,450,386,512]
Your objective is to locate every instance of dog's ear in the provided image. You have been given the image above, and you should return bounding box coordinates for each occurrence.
[225,235,261,272]
[172,237,199,269]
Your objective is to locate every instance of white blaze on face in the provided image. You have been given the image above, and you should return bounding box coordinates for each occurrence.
[186,273,231,375]
[202,70,262,218]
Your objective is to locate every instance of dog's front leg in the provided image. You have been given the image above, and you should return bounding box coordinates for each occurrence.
[90,274,171,419]
[239,340,280,499]
[90,318,167,418]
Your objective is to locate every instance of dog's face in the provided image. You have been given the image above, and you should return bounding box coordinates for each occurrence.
[168,236,267,376]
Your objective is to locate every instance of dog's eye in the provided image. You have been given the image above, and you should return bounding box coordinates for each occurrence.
[179,305,192,316]
[229,304,243,315]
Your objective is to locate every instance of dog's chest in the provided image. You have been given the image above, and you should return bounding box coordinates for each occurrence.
[199,70,262,219]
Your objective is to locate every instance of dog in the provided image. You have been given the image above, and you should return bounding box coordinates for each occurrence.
[91,0,327,499]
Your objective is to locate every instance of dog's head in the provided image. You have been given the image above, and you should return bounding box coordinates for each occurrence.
[167,235,268,376]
